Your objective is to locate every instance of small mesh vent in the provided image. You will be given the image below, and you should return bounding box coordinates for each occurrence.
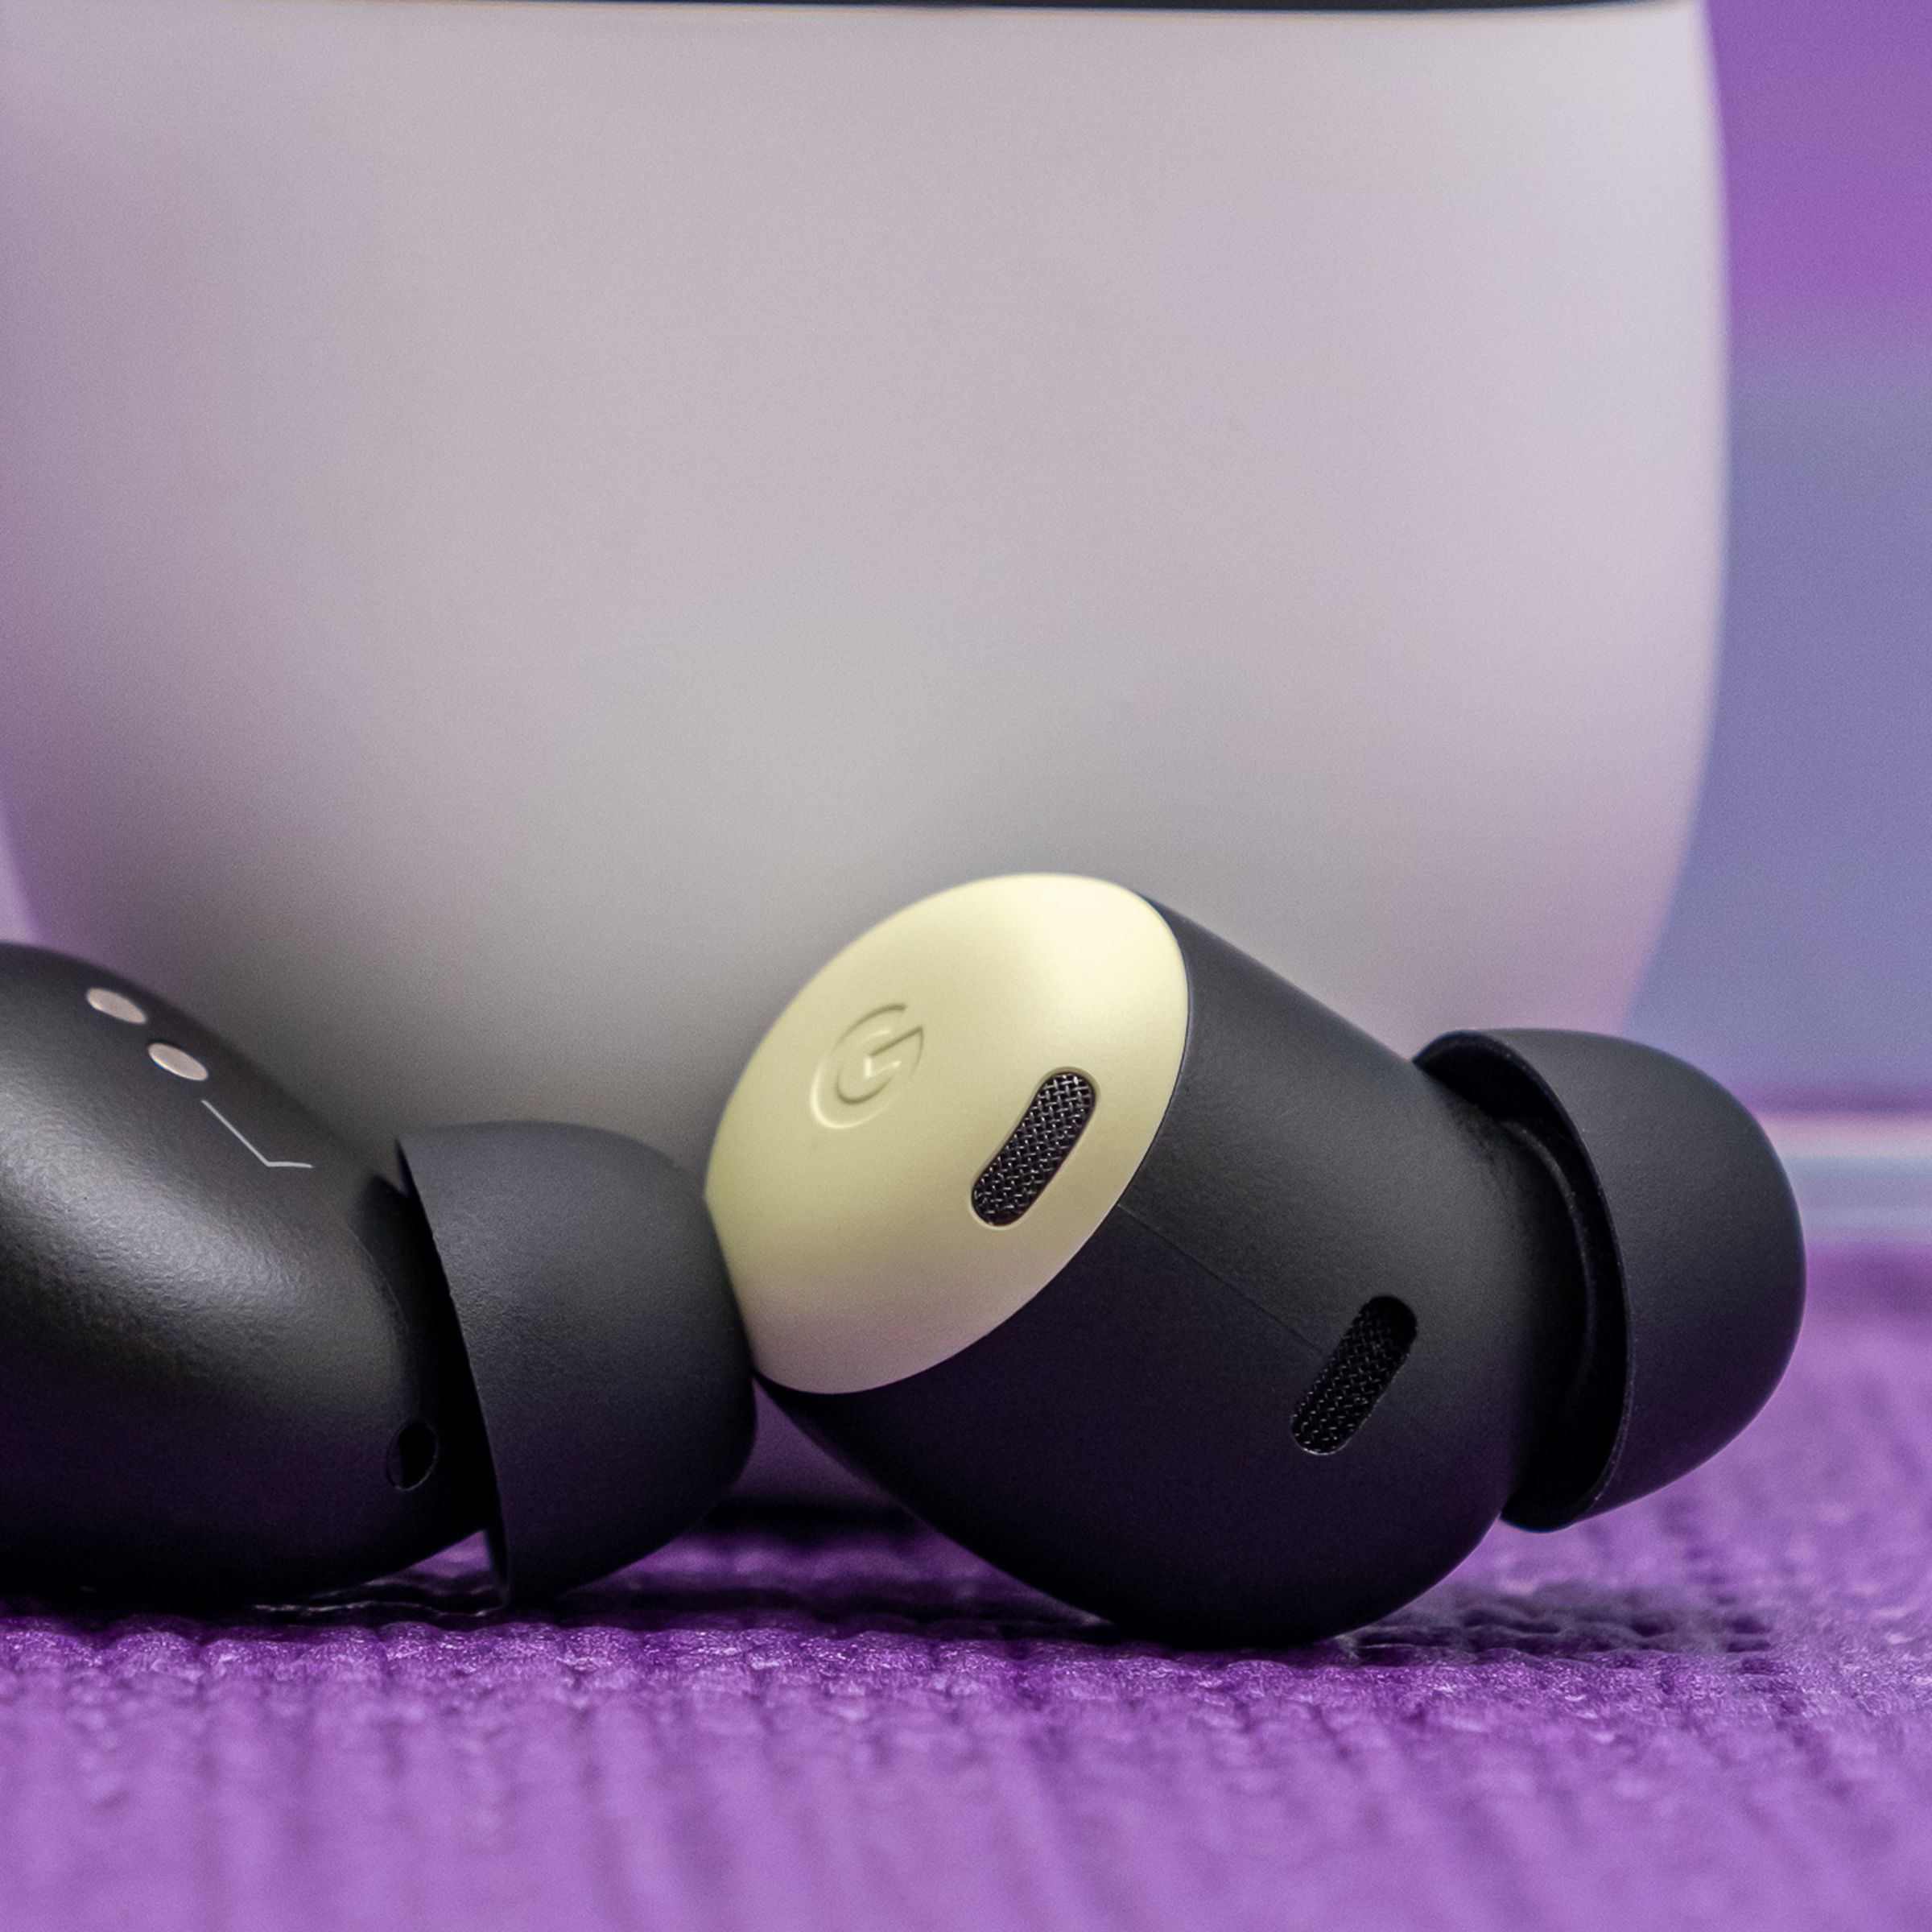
[972,1071,1097,1226]
[1291,1298,1417,1455]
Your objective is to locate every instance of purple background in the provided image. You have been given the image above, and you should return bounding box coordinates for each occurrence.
[1714,0,1932,332]
[1630,0,1932,1100]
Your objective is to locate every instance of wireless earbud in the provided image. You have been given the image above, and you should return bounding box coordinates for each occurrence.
[0,943,752,1605]
[706,874,1805,1647]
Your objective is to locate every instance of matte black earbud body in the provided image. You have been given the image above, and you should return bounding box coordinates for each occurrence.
[0,943,487,1601]
[769,910,1590,1644]
[708,878,1805,1649]
[0,944,752,1606]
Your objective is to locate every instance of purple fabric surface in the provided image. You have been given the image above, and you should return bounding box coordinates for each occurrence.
[1,1245,1926,1932]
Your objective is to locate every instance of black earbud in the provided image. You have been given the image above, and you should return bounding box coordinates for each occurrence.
[706,875,1805,1647]
[0,886,1806,1644]
[0,943,752,1605]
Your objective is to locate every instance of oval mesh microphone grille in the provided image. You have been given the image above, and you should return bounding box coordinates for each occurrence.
[972,1071,1098,1227]
[1291,1298,1418,1455]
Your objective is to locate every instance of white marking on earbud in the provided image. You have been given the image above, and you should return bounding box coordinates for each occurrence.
[201,1099,315,1170]
[148,1042,209,1082]
[86,987,147,1025]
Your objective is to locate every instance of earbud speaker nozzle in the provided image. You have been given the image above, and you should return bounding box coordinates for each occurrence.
[399,1123,754,1600]
[1417,1030,1804,1530]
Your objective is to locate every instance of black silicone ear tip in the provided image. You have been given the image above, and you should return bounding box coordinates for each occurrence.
[1417,1029,1804,1530]
[397,1123,755,1601]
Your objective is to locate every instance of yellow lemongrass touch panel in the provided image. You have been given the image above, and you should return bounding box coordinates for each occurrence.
[707,876,1189,1394]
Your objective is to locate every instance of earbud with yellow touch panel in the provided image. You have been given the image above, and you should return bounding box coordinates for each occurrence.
[707,875,1804,1647]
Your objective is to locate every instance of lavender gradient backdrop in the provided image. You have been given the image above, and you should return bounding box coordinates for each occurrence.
[1629,0,1932,1098]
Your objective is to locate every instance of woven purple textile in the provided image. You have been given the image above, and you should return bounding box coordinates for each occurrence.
[1,1245,1926,1932]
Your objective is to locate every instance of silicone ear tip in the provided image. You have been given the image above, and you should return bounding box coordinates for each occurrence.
[398,1123,754,1600]
[1416,1030,1804,1530]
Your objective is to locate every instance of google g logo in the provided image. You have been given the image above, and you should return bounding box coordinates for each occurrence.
[811,1006,925,1129]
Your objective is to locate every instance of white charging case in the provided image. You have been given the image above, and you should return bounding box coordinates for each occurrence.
[0,0,1723,1495]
